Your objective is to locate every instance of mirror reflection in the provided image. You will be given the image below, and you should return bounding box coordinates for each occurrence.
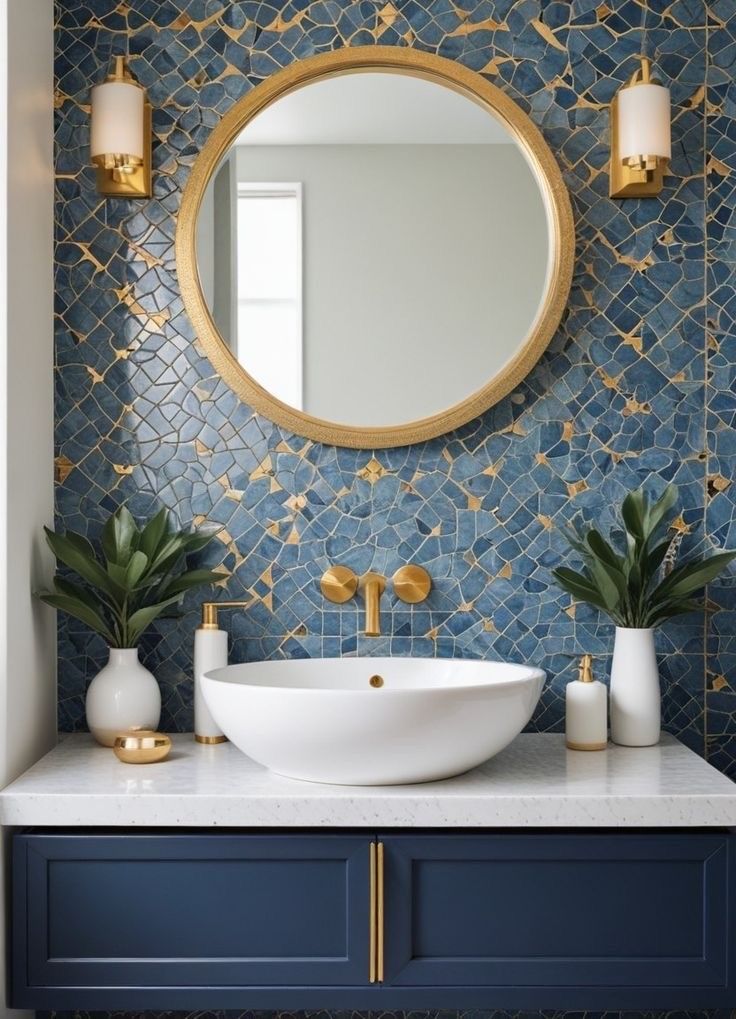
[196,71,550,428]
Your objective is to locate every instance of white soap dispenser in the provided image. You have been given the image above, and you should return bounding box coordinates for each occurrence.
[193,601,248,744]
[566,653,608,751]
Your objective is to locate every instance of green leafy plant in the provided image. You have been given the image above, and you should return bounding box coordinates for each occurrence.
[39,506,223,648]
[552,485,736,628]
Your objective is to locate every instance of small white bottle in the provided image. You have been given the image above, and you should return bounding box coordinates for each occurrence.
[566,654,607,751]
[193,605,228,744]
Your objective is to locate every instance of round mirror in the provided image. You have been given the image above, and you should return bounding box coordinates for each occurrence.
[178,48,574,448]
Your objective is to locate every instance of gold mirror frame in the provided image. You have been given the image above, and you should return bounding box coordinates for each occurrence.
[177,47,575,449]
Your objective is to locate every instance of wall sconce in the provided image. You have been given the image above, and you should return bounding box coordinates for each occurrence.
[609,57,671,199]
[90,56,151,198]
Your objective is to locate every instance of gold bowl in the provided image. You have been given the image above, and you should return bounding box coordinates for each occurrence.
[113,730,172,764]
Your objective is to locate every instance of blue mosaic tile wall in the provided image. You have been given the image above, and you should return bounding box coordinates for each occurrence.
[54,0,736,774]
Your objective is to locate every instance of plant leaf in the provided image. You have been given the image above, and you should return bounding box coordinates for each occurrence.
[561,522,588,556]
[53,576,102,611]
[101,513,119,565]
[38,593,115,643]
[654,550,736,600]
[101,506,139,565]
[161,568,223,597]
[621,489,646,541]
[148,534,187,573]
[587,556,622,611]
[646,484,678,536]
[181,528,221,554]
[585,530,624,571]
[124,550,149,591]
[44,528,124,604]
[126,594,185,644]
[643,597,704,627]
[63,530,98,561]
[139,507,170,560]
[646,536,673,577]
[552,568,613,613]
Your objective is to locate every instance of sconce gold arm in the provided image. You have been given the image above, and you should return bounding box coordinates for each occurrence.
[199,600,252,630]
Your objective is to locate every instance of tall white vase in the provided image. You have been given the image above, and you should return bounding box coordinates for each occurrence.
[609,626,660,747]
[86,647,161,747]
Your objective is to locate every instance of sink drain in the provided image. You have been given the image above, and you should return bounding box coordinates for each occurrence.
[369,674,384,688]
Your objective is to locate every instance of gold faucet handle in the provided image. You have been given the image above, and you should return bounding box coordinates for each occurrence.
[320,565,359,604]
[392,565,431,604]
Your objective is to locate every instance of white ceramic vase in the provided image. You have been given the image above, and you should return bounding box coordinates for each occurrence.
[86,647,161,747]
[609,626,660,747]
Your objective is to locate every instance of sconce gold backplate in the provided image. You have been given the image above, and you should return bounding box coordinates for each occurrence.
[94,101,153,198]
[320,565,359,603]
[393,565,432,603]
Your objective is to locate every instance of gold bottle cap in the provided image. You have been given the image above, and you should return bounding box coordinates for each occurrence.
[578,653,594,683]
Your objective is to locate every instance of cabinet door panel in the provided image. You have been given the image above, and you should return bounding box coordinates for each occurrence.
[15,833,371,989]
[381,833,731,991]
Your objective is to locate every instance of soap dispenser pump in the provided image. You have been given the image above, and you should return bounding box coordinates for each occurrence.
[565,654,608,751]
[193,601,249,744]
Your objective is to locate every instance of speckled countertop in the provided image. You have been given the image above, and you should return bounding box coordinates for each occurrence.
[1,732,734,828]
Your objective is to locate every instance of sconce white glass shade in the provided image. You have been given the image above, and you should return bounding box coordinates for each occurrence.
[90,79,144,163]
[617,81,671,162]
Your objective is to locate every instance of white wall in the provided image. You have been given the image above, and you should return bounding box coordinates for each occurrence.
[0,0,56,1014]
[235,143,548,425]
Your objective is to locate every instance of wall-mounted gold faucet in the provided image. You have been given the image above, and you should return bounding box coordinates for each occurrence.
[360,573,386,637]
[320,564,431,636]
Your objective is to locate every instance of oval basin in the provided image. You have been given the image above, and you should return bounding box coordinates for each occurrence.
[202,657,545,785]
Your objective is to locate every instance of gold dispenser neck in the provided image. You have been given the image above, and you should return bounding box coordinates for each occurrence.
[107,55,137,84]
[578,653,594,683]
[624,56,659,89]
[199,600,251,630]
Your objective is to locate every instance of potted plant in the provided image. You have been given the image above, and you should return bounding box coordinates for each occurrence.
[40,505,223,745]
[553,485,735,746]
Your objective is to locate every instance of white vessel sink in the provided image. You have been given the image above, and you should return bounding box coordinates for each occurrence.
[202,657,545,786]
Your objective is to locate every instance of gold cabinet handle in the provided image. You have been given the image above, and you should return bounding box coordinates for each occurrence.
[369,841,385,983]
[376,841,385,982]
[369,842,377,983]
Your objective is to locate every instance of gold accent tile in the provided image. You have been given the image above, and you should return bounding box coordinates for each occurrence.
[358,457,387,483]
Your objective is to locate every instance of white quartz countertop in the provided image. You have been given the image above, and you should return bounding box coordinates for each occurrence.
[1,732,735,829]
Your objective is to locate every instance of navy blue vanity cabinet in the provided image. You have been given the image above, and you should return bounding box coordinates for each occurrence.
[12,832,372,1008]
[11,829,736,1009]
[381,832,735,1007]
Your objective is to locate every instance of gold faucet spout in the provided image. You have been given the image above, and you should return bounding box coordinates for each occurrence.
[360,573,386,637]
